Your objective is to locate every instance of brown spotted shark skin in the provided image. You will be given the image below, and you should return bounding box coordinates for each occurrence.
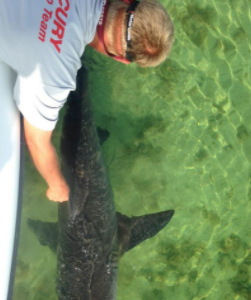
[28,66,174,300]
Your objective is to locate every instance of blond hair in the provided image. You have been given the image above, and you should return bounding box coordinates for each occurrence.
[106,0,174,67]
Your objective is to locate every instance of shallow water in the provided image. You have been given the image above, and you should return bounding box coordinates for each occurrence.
[13,0,251,299]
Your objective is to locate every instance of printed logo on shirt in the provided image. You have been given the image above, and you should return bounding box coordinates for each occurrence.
[38,0,70,53]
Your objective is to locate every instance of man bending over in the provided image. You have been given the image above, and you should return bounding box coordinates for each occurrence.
[0,0,174,202]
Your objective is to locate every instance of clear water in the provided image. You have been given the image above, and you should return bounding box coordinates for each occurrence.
[13,0,251,299]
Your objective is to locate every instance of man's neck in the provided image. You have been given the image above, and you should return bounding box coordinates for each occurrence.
[89,8,125,57]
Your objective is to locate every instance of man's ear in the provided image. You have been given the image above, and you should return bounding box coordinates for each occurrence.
[88,32,131,65]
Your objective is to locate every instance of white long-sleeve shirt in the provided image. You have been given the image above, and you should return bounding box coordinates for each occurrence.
[0,0,103,130]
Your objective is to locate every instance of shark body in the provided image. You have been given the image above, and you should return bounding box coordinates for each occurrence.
[28,66,174,300]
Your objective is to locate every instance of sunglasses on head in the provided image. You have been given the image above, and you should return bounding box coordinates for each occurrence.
[97,0,140,63]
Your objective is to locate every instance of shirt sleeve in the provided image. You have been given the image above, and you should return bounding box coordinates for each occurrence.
[14,74,73,131]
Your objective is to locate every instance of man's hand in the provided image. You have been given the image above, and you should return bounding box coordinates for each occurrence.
[24,118,69,202]
[46,182,69,202]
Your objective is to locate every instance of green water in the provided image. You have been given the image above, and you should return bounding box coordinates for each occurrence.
[13,0,251,299]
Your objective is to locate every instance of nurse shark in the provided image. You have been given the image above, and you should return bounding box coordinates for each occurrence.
[28,66,174,300]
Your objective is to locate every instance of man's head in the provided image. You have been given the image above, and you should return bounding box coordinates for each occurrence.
[104,0,174,67]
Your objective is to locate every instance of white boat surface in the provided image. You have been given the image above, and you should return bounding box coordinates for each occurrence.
[0,62,23,300]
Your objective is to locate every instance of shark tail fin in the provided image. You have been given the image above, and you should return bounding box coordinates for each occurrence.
[27,219,58,253]
[117,209,174,255]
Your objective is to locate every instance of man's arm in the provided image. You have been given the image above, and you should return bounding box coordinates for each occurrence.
[24,118,69,202]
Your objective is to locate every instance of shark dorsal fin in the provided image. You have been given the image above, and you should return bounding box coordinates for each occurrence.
[117,210,174,255]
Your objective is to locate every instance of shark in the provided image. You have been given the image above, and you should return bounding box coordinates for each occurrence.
[28,66,174,300]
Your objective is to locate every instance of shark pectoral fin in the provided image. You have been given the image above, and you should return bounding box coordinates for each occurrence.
[117,209,174,255]
[27,219,58,253]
